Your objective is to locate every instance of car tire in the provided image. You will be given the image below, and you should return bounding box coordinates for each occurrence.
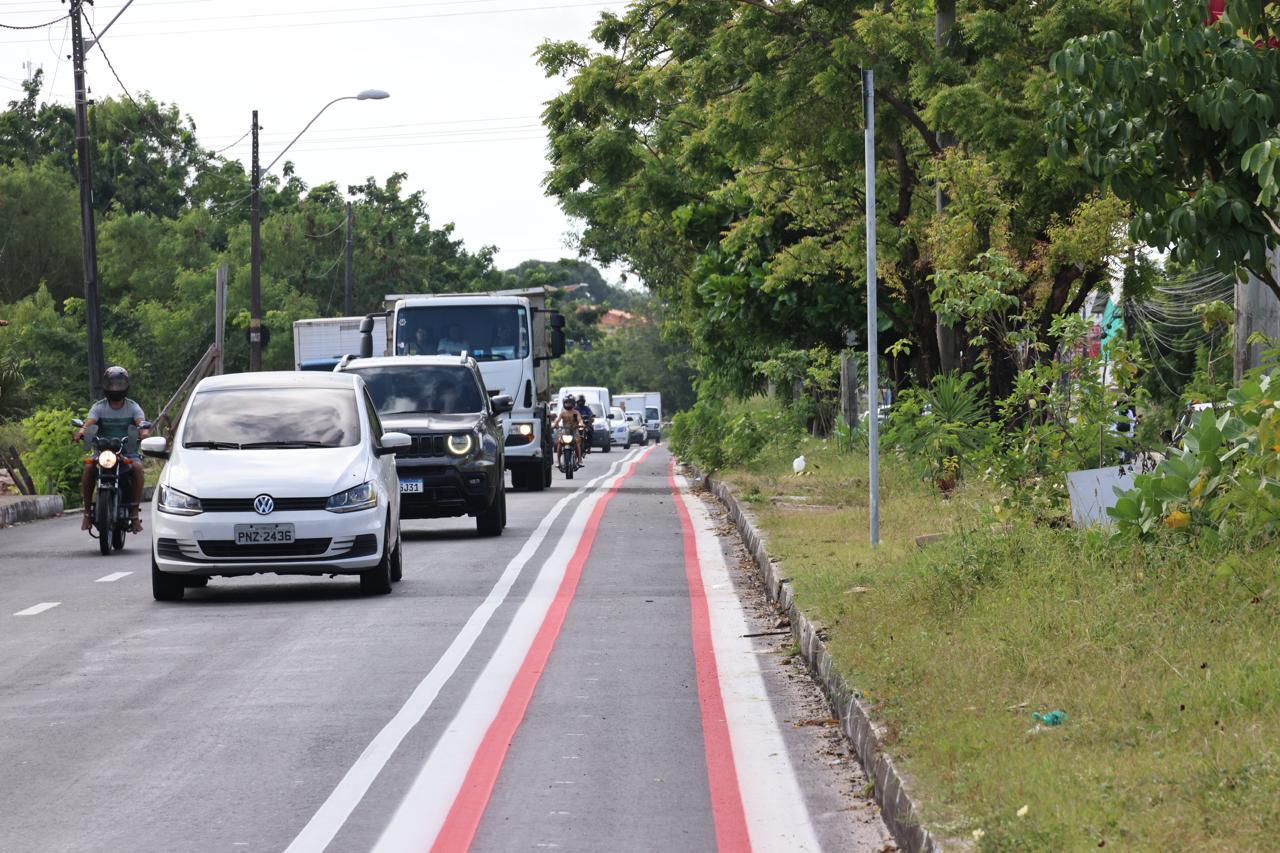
[390,524,403,583]
[361,532,394,595]
[476,485,504,537]
[151,555,185,601]
[183,576,209,588]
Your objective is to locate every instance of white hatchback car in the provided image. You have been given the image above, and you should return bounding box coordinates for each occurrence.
[141,371,410,601]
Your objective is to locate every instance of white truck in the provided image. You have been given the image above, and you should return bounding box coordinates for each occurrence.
[292,315,387,370]
[615,391,662,442]
[360,288,566,491]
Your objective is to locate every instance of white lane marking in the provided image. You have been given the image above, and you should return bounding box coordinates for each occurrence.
[676,473,823,853]
[14,602,60,617]
[94,571,133,583]
[371,448,651,853]
[284,447,646,853]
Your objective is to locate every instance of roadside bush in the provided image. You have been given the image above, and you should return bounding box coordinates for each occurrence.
[882,372,992,488]
[20,407,83,504]
[1112,370,1280,540]
[670,397,806,471]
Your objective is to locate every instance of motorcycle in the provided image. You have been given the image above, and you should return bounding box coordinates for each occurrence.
[72,418,146,556]
[557,431,579,480]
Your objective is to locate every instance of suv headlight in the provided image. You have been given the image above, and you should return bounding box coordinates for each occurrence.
[157,484,202,516]
[327,481,378,513]
[446,433,474,456]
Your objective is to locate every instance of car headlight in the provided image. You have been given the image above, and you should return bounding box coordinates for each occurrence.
[327,481,378,513]
[98,449,118,469]
[157,484,202,516]
[446,433,474,456]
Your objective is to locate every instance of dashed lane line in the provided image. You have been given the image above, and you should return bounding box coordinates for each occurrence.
[13,602,60,617]
[94,572,133,583]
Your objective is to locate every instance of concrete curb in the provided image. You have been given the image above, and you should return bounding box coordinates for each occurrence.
[0,494,65,527]
[695,467,943,853]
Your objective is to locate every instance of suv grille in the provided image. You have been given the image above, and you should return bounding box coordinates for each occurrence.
[399,434,447,458]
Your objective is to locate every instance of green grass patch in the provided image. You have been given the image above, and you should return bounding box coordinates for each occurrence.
[721,441,1280,850]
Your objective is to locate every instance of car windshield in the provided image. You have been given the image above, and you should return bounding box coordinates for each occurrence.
[394,305,529,361]
[350,365,484,416]
[183,387,360,448]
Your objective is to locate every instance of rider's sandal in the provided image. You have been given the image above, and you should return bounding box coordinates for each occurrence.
[128,504,143,534]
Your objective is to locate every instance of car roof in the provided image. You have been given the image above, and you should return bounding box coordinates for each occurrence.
[195,371,359,392]
[337,355,476,371]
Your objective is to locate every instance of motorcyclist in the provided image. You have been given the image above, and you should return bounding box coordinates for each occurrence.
[554,394,584,469]
[576,394,595,453]
[74,366,149,533]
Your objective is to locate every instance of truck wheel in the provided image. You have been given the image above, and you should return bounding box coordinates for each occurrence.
[601,442,611,453]
[527,460,546,492]
[543,460,553,489]
[476,487,504,536]
[151,556,185,601]
[511,467,527,491]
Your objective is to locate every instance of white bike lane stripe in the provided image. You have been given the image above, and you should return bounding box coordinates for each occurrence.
[284,447,647,853]
[675,471,822,853]
[13,602,60,617]
[372,445,656,853]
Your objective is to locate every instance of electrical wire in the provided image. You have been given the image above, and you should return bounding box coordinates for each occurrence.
[83,13,174,143]
[0,11,66,29]
[209,129,250,155]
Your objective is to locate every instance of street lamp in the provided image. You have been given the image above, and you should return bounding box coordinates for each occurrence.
[248,89,390,370]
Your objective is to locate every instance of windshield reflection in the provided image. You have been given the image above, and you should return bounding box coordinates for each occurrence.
[350,365,484,416]
[183,388,360,448]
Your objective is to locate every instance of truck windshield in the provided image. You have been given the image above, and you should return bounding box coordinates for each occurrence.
[646,407,659,420]
[395,305,529,361]
[348,365,485,416]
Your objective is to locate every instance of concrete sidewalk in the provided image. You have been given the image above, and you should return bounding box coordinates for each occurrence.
[0,494,64,527]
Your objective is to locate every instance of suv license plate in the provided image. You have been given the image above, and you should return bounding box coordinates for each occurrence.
[399,478,423,494]
[234,524,295,545]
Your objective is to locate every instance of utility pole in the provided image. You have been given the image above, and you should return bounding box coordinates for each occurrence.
[864,68,880,547]
[344,201,354,316]
[249,110,263,370]
[70,0,105,400]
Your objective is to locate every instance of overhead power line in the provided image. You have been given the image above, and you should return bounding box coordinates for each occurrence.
[0,11,66,29]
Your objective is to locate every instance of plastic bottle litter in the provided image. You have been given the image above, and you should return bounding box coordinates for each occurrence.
[1033,710,1068,726]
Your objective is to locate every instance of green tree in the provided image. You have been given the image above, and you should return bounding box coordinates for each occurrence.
[1051,0,1280,297]
[0,160,81,304]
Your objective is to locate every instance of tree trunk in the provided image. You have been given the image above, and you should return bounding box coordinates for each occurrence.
[934,0,959,374]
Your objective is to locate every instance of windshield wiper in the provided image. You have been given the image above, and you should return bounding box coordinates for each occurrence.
[184,440,241,449]
[239,440,329,449]
[383,409,441,415]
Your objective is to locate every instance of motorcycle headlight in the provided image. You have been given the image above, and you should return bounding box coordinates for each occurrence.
[560,433,575,445]
[327,481,378,513]
[98,449,118,469]
[157,484,202,516]
[446,433,474,456]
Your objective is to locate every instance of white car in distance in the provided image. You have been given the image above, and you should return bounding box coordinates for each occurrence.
[141,372,410,601]
[608,406,630,449]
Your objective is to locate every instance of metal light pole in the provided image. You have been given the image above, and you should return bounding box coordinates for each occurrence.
[70,0,105,400]
[863,68,880,547]
[248,90,389,369]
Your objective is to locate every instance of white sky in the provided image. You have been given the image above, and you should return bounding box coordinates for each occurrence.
[0,0,632,282]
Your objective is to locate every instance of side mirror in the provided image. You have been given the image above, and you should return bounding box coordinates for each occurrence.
[549,312,566,329]
[71,418,85,428]
[550,328,566,358]
[491,395,514,415]
[377,431,411,455]
[359,314,376,358]
[141,436,169,460]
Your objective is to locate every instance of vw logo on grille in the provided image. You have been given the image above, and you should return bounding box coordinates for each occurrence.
[253,494,275,515]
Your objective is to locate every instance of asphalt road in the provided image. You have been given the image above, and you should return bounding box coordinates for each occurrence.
[0,445,890,853]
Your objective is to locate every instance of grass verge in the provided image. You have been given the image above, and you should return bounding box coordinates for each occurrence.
[720,440,1280,851]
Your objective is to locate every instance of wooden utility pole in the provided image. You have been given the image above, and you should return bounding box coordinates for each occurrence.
[214,263,227,374]
[344,202,354,316]
[70,0,105,400]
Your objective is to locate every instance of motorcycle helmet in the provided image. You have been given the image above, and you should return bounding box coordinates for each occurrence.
[562,395,576,409]
[103,365,130,402]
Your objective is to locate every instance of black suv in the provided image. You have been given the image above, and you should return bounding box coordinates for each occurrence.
[338,356,512,536]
